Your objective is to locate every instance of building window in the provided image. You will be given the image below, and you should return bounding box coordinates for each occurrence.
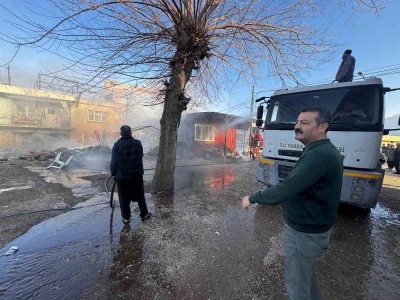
[120,111,126,119]
[195,124,215,141]
[88,111,107,122]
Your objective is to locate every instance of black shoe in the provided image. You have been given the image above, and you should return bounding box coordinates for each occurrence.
[141,213,152,221]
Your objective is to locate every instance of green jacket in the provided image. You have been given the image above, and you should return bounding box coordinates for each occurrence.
[249,138,343,233]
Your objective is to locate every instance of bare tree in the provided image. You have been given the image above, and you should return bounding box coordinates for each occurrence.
[0,0,387,192]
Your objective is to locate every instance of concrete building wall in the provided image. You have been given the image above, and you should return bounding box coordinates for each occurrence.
[0,130,14,146]
[70,99,125,147]
[0,94,12,125]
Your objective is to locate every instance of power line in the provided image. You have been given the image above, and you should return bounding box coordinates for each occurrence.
[217,102,247,114]
[305,63,400,86]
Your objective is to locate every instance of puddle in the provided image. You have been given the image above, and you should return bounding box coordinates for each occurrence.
[174,166,236,191]
[365,204,400,299]
[26,167,107,197]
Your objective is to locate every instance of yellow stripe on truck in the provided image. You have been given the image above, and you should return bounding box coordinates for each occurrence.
[344,172,383,179]
[259,158,275,165]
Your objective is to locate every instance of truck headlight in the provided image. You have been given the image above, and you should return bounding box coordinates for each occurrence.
[357,178,366,185]
[354,186,363,192]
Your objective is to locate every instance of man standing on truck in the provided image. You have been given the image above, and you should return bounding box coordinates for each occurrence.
[242,107,343,300]
[110,125,152,223]
[335,49,356,82]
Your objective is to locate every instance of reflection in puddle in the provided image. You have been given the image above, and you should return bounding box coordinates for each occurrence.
[109,225,146,296]
[174,166,236,191]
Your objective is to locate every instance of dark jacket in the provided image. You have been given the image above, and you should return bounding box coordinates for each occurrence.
[249,139,343,233]
[385,147,395,161]
[336,54,355,80]
[110,136,144,180]
[394,147,400,161]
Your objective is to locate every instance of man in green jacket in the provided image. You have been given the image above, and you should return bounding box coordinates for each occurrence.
[242,107,343,300]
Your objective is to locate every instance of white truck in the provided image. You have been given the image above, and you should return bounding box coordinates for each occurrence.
[255,78,400,209]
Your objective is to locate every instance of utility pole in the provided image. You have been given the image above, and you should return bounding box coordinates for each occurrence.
[7,65,11,85]
[248,86,254,155]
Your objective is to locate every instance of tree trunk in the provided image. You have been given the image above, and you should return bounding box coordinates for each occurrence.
[151,93,181,192]
[151,54,193,193]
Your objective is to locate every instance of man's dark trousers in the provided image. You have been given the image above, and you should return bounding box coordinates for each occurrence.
[117,175,148,220]
[394,160,400,174]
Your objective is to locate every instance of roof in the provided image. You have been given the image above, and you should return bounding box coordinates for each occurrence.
[0,83,76,102]
[182,112,250,130]
[272,78,384,97]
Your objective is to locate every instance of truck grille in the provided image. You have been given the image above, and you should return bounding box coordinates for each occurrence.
[278,164,294,180]
[278,150,302,157]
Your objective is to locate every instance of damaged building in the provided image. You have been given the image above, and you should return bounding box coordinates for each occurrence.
[178,112,250,158]
[0,84,74,148]
[0,83,125,148]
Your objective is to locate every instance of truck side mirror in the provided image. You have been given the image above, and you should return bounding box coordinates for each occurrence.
[256,119,263,127]
[398,116,400,126]
[256,105,264,120]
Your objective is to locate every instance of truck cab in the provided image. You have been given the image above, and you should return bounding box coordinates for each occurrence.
[256,78,392,209]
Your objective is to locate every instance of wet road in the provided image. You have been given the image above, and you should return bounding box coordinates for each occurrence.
[0,163,399,299]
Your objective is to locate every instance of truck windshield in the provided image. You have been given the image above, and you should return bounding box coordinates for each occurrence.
[267,86,381,128]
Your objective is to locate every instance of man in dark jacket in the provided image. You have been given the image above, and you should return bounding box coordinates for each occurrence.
[242,107,343,300]
[393,143,400,174]
[385,144,395,170]
[110,125,151,223]
[335,49,356,82]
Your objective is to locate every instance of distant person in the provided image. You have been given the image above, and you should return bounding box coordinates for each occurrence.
[332,100,366,122]
[385,144,395,170]
[242,107,343,300]
[335,49,356,83]
[377,149,386,170]
[393,143,400,174]
[110,125,152,223]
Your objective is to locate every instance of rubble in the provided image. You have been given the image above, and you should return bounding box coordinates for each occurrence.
[146,146,159,157]
[18,155,34,161]
[66,146,112,170]
[29,150,56,161]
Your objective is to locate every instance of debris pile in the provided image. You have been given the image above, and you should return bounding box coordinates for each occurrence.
[146,146,159,157]
[66,146,112,170]
[1,146,112,171]
[29,150,57,161]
